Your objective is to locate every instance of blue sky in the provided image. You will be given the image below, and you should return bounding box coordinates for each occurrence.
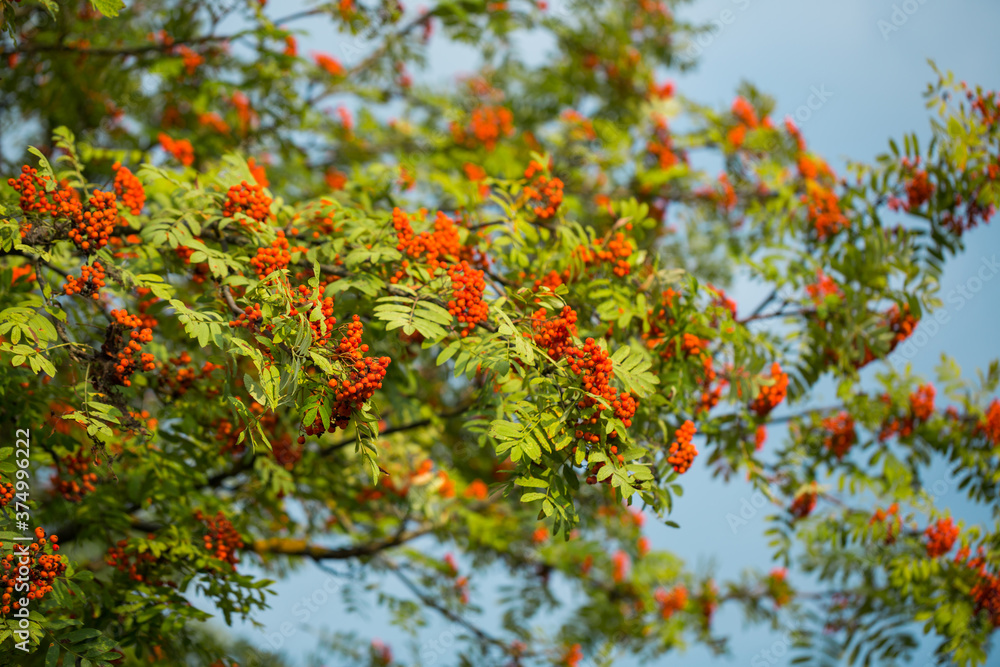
[194,1,1000,665]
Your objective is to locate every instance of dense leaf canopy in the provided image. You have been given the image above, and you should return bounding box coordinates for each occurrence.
[0,0,999,665]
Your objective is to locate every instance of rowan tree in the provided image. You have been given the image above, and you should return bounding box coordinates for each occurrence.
[0,0,999,666]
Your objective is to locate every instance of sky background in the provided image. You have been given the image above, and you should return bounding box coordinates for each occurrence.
[193,1,1000,665]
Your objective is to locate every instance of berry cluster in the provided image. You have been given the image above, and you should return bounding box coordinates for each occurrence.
[250,231,293,278]
[11,264,36,286]
[879,383,935,441]
[451,105,514,151]
[978,399,1000,446]
[905,169,934,210]
[523,160,564,219]
[51,449,99,502]
[529,306,578,361]
[8,166,82,239]
[567,338,637,427]
[68,190,118,252]
[393,208,461,271]
[223,180,272,228]
[766,568,793,607]
[869,503,901,544]
[803,180,848,239]
[886,303,918,351]
[63,261,106,300]
[667,420,697,474]
[750,362,788,417]
[956,543,1000,628]
[158,133,195,166]
[822,411,856,459]
[0,481,14,508]
[158,351,222,398]
[106,309,155,387]
[789,491,817,519]
[304,316,391,434]
[0,528,64,615]
[654,584,688,620]
[290,287,337,346]
[112,162,146,214]
[447,260,489,336]
[195,510,244,570]
[106,538,167,585]
[925,517,959,558]
[229,303,264,331]
[805,270,842,304]
[577,232,634,278]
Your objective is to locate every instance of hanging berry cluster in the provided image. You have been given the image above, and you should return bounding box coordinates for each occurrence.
[51,449,99,502]
[68,190,119,253]
[7,166,82,241]
[654,584,688,620]
[529,306,578,361]
[667,420,697,474]
[63,261,106,300]
[750,362,788,417]
[821,411,856,459]
[290,287,337,346]
[304,316,391,435]
[112,162,146,214]
[393,208,461,271]
[956,544,1000,628]
[0,481,13,508]
[105,309,155,387]
[228,300,264,333]
[0,528,64,616]
[447,260,489,336]
[250,230,294,278]
[879,383,935,441]
[523,160,564,219]
[566,339,638,465]
[451,105,514,151]
[886,303,918,351]
[978,399,1000,446]
[789,491,817,519]
[106,538,169,585]
[157,133,195,166]
[573,231,634,279]
[223,180,272,228]
[803,179,848,240]
[925,517,959,558]
[195,510,244,570]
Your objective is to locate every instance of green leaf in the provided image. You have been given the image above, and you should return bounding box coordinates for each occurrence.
[90,0,125,18]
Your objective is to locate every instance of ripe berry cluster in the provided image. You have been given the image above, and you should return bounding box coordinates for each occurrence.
[451,105,514,151]
[956,543,1000,628]
[0,528,64,615]
[69,190,119,252]
[105,538,168,585]
[304,316,391,435]
[654,584,688,620]
[577,232,634,278]
[290,287,337,346]
[195,510,244,570]
[905,169,934,211]
[106,309,155,387]
[822,411,856,459]
[750,362,788,417]
[529,306,578,361]
[8,166,82,240]
[229,303,264,331]
[925,517,959,558]
[250,231,293,278]
[447,260,489,336]
[886,304,918,351]
[566,338,637,427]
[879,383,935,441]
[63,261,107,300]
[393,208,461,272]
[112,162,146,214]
[789,491,817,519]
[667,420,697,474]
[51,449,99,502]
[869,503,901,544]
[978,399,1000,446]
[803,180,848,240]
[223,180,272,228]
[157,133,195,166]
[0,481,13,508]
[523,160,564,219]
